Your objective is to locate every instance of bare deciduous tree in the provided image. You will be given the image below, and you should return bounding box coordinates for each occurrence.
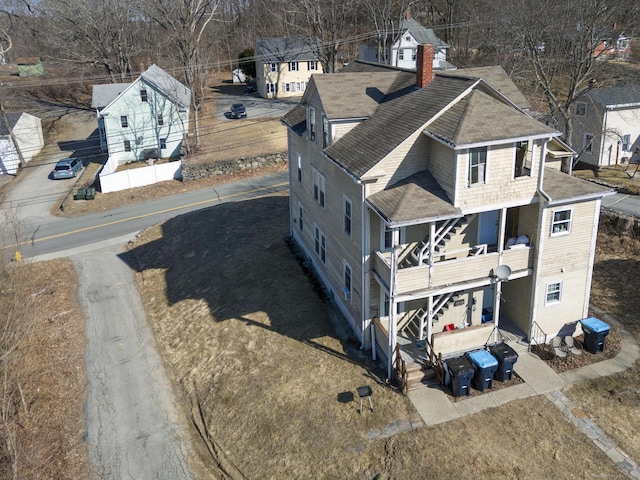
[141,0,221,148]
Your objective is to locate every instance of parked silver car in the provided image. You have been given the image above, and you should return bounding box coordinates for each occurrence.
[51,158,82,179]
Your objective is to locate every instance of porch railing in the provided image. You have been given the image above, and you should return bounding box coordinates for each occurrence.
[393,343,408,395]
[529,321,547,352]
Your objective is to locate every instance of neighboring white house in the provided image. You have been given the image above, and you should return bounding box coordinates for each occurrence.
[0,112,44,175]
[568,86,640,168]
[358,16,455,71]
[255,37,324,99]
[92,65,191,165]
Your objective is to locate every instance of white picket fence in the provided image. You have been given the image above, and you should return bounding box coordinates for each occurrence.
[99,159,182,193]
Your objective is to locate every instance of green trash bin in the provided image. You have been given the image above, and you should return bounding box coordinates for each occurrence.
[75,188,87,200]
[85,187,96,200]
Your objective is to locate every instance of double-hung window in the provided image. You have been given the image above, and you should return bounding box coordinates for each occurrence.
[551,209,572,236]
[545,282,562,304]
[308,61,318,70]
[269,63,278,72]
[289,61,298,71]
[123,140,131,152]
[313,169,325,208]
[157,113,164,126]
[140,89,148,102]
[314,226,326,264]
[322,115,329,147]
[159,138,167,150]
[622,134,631,152]
[121,115,128,128]
[343,263,352,302]
[343,197,352,236]
[468,147,487,185]
[575,102,587,117]
[584,133,594,153]
[309,107,316,141]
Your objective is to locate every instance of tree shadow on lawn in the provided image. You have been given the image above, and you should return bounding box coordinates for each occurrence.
[124,194,385,375]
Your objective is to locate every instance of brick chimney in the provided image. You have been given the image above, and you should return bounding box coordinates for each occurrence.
[416,44,434,88]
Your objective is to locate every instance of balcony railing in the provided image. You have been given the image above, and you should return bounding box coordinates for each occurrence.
[374,244,532,296]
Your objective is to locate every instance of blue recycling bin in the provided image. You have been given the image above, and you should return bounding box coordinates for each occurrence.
[444,356,474,397]
[489,343,518,381]
[580,317,610,354]
[466,349,498,391]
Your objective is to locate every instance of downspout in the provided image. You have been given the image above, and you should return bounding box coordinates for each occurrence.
[600,109,608,167]
[583,199,602,318]
[528,138,552,343]
[361,180,368,350]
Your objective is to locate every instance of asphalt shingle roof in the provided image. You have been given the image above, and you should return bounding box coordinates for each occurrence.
[542,168,612,203]
[281,104,307,136]
[425,89,556,147]
[438,66,530,109]
[367,171,460,225]
[585,86,640,107]
[324,75,475,177]
[140,64,191,108]
[255,37,320,63]
[313,72,416,120]
[91,83,131,109]
[399,18,448,47]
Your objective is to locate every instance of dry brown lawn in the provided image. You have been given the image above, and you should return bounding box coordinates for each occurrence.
[0,258,95,479]
[125,191,633,479]
[574,165,640,194]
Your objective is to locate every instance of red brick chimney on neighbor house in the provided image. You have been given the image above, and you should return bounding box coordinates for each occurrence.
[416,44,434,88]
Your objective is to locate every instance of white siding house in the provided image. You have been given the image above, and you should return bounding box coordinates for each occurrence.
[569,86,640,168]
[93,65,191,165]
[0,112,44,175]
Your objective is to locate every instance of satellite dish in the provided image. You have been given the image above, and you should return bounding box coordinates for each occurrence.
[495,264,511,281]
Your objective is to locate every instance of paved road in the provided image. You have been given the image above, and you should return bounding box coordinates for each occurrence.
[215,89,299,121]
[602,192,640,218]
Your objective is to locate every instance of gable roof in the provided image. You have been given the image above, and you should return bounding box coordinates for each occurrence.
[313,71,416,120]
[256,37,320,63]
[399,18,448,48]
[425,88,555,148]
[324,75,475,177]
[438,67,530,110]
[281,104,307,136]
[585,85,640,107]
[0,113,26,136]
[91,83,131,109]
[140,64,191,108]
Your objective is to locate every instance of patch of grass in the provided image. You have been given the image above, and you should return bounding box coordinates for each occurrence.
[574,165,640,194]
[127,193,632,479]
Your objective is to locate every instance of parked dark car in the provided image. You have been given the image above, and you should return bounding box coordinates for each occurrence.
[51,157,82,179]
[230,103,247,119]
[244,85,256,94]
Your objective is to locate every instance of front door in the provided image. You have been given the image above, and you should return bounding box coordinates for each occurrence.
[478,211,499,247]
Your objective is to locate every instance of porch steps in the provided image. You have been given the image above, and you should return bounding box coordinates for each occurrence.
[406,364,438,391]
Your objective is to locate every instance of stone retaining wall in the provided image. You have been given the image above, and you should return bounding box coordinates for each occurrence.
[181,152,288,181]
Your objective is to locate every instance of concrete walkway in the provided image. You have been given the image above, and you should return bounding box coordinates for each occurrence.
[407,314,639,477]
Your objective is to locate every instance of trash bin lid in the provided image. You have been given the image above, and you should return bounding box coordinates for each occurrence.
[580,317,610,334]
[466,349,498,369]
[444,355,473,374]
[489,343,518,362]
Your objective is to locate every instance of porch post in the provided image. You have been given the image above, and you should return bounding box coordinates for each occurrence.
[493,280,502,344]
[387,245,398,381]
[426,296,434,350]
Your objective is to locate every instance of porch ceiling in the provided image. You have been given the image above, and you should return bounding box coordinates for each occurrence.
[367,171,460,226]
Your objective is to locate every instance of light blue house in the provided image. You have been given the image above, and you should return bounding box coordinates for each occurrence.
[92,65,191,165]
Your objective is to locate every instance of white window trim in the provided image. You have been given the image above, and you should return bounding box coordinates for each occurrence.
[381,224,405,251]
[314,225,326,265]
[622,133,631,152]
[514,140,532,178]
[575,102,587,117]
[550,208,573,237]
[309,106,316,142]
[313,168,325,208]
[468,147,488,186]
[545,281,563,305]
[343,261,352,302]
[269,63,278,72]
[343,196,352,237]
[322,114,329,148]
[289,61,298,71]
[308,61,317,71]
